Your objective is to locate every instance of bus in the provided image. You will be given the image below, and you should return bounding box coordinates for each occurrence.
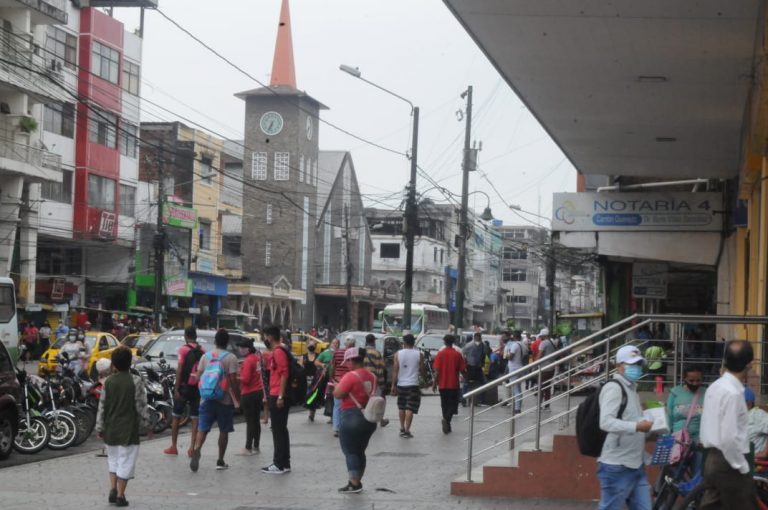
[381,303,450,337]
[0,278,18,359]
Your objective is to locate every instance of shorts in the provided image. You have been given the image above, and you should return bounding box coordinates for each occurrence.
[396,385,421,413]
[106,445,139,480]
[173,386,200,418]
[198,399,235,434]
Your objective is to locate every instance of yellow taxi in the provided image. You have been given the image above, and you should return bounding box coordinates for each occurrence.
[290,333,327,357]
[38,331,121,377]
[120,332,157,357]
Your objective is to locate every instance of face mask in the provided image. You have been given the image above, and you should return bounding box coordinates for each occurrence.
[686,383,701,392]
[624,364,643,382]
[308,346,316,352]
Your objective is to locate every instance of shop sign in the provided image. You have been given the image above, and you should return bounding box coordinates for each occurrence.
[164,277,193,297]
[632,262,668,299]
[99,211,117,239]
[191,274,228,296]
[189,307,201,314]
[51,278,65,300]
[196,254,216,274]
[553,192,722,232]
[162,204,198,229]
[52,303,69,313]
[25,303,42,312]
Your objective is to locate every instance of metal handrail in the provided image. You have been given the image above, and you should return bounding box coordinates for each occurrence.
[463,313,768,482]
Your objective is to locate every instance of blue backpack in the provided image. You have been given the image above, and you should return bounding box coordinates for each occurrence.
[198,351,231,401]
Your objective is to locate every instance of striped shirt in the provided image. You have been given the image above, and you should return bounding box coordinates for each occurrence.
[331,348,350,385]
[364,346,386,387]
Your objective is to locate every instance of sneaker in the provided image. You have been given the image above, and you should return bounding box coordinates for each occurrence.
[441,418,450,434]
[399,429,406,437]
[108,489,117,504]
[261,464,287,475]
[189,449,201,473]
[379,418,389,428]
[216,460,229,470]
[283,466,291,473]
[235,449,253,456]
[163,446,178,455]
[338,482,363,494]
[402,430,414,439]
[447,421,452,433]
[115,496,129,507]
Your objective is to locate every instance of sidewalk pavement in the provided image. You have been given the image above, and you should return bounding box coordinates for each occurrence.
[0,392,596,510]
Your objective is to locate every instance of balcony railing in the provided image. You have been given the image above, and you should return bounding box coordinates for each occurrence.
[0,26,65,101]
[10,0,68,24]
[0,135,61,171]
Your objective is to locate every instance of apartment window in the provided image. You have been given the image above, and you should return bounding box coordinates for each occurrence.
[200,156,214,186]
[274,152,290,181]
[502,268,527,282]
[416,280,423,292]
[87,174,115,212]
[43,102,74,138]
[222,235,241,257]
[36,247,81,276]
[118,184,135,217]
[199,222,211,250]
[380,243,400,259]
[92,41,120,84]
[299,155,305,183]
[119,122,138,158]
[251,151,267,180]
[504,247,528,260]
[440,249,444,264]
[45,26,76,70]
[504,229,525,240]
[266,203,273,225]
[265,241,272,267]
[313,160,318,186]
[41,169,72,203]
[506,295,527,304]
[88,108,117,148]
[434,247,438,263]
[122,60,140,95]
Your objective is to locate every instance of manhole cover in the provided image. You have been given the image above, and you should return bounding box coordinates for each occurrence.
[373,451,427,458]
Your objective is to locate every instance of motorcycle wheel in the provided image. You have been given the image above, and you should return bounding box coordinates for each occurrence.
[68,407,93,446]
[153,405,172,434]
[13,417,50,454]
[47,413,78,450]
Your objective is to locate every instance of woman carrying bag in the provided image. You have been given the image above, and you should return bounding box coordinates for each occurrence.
[333,347,378,494]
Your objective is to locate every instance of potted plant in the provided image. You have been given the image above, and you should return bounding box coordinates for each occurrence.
[18,116,37,133]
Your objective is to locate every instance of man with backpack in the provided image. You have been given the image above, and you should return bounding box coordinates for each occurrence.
[261,326,292,475]
[535,328,558,411]
[594,345,653,510]
[503,330,528,414]
[189,329,240,472]
[165,326,204,457]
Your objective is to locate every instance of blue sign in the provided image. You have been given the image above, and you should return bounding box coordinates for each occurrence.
[190,273,228,296]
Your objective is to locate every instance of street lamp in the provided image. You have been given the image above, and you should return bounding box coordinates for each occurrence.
[340,64,420,332]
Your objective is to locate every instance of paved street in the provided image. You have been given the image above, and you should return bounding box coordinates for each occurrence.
[0,393,595,510]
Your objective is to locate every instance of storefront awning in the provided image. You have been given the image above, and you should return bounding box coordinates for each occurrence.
[217,308,256,318]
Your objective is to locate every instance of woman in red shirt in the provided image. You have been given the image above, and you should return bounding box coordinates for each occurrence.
[333,347,377,494]
[237,338,265,455]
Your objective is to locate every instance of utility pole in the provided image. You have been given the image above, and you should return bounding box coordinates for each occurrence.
[402,107,420,333]
[152,143,165,332]
[546,234,556,333]
[344,204,353,330]
[455,86,473,333]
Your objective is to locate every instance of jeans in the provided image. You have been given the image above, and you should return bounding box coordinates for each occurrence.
[339,408,377,481]
[509,375,522,412]
[597,463,651,510]
[538,370,555,406]
[439,389,460,423]
[268,397,291,469]
[241,390,263,450]
[332,398,342,432]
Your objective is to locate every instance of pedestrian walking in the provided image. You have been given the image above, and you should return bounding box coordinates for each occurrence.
[329,337,355,437]
[333,346,378,494]
[95,346,150,507]
[535,328,557,410]
[461,332,486,405]
[432,334,466,433]
[237,337,264,455]
[597,345,653,510]
[503,331,528,414]
[699,340,757,509]
[318,337,339,422]
[38,321,51,360]
[189,329,240,472]
[21,321,38,361]
[165,326,204,458]
[261,325,292,474]
[362,333,389,427]
[301,339,323,422]
[391,333,423,438]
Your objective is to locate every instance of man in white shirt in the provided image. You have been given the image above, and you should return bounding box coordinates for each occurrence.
[699,340,757,509]
[503,331,527,414]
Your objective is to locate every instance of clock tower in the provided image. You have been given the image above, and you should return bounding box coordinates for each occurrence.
[236,0,327,329]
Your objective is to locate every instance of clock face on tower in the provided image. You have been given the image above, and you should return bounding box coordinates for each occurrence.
[306,116,313,140]
[260,111,284,136]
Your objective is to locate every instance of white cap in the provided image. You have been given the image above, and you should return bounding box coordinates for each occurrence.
[538,328,550,337]
[616,345,645,365]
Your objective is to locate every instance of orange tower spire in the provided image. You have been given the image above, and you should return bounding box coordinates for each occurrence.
[270,0,297,88]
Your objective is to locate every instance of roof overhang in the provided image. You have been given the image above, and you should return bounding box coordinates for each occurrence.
[443,0,764,179]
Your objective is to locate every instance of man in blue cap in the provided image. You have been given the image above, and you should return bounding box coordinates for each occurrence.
[746,386,768,459]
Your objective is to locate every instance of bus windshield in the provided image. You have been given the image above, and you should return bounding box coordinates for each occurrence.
[382,311,423,336]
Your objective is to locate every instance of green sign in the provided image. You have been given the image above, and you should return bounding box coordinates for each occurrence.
[164,276,193,297]
[162,203,198,229]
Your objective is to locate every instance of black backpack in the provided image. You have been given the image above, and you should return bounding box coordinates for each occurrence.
[280,346,307,406]
[179,345,204,388]
[575,379,627,457]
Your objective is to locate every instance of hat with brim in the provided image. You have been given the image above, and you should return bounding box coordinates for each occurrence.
[616,345,645,365]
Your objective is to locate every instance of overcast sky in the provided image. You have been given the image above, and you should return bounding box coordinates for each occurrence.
[113,0,576,227]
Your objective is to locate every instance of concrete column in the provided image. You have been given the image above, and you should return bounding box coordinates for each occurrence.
[17,182,38,304]
[0,175,23,276]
